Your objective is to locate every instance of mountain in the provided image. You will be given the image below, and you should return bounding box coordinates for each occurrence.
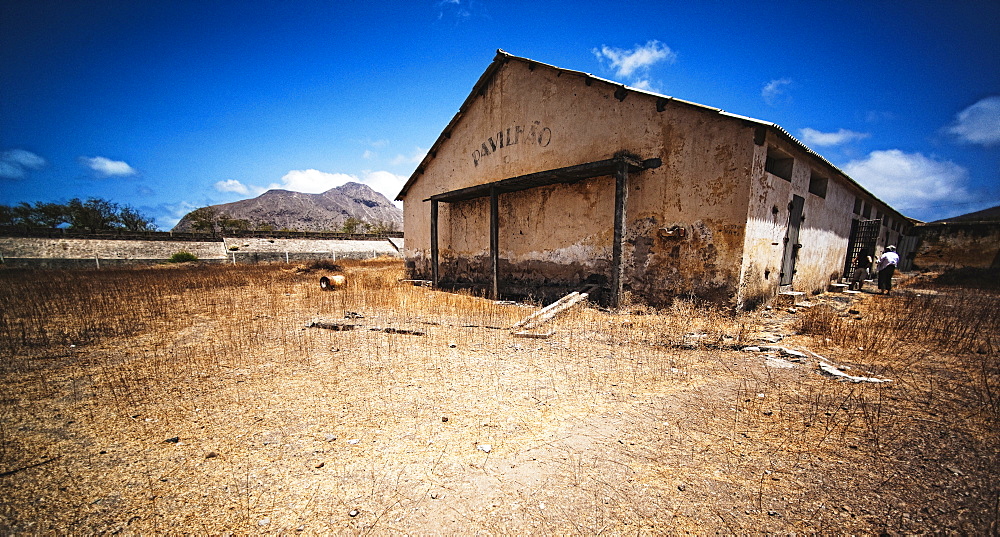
[172,182,403,232]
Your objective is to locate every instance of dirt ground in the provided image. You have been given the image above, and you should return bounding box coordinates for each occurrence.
[1,261,997,534]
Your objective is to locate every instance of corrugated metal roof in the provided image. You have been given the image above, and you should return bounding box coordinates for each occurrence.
[395,50,910,223]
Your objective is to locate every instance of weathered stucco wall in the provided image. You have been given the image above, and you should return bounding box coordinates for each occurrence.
[912,222,1000,269]
[740,134,871,306]
[403,59,756,305]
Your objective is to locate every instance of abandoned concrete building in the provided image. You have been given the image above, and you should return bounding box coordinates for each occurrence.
[395,50,915,309]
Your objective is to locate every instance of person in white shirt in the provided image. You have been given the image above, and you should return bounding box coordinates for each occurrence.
[876,245,900,295]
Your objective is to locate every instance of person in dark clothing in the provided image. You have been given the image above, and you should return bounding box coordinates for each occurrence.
[850,248,874,291]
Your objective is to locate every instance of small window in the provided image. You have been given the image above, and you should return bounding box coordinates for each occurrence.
[853,197,862,214]
[808,172,828,198]
[765,147,794,181]
[862,202,872,218]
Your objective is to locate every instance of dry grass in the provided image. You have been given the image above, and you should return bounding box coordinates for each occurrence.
[1,260,997,533]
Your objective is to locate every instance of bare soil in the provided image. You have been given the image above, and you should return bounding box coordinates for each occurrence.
[1,261,997,533]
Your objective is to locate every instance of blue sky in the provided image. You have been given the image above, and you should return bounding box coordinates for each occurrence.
[2,0,998,228]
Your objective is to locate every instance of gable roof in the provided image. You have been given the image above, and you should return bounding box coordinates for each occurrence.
[395,50,910,224]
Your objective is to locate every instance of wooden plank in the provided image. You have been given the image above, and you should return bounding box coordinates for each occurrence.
[308,320,358,331]
[511,292,580,329]
[521,292,589,330]
[427,154,656,203]
[511,285,598,331]
[611,159,629,309]
[513,330,555,339]
[490,185,499,300]
[430,199,439,287]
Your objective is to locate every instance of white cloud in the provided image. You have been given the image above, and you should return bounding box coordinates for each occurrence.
[252,169,407,203]
[360,170,408,203]
[947,95,1000,146]
[262,169,357,194]
[81,156,137,177]
[0,149,46,179]
[843,150,972,213]
[436,0,476,21]
[631,79,654,91]
[362,149,376,160]
[592,40,676,85]
[215,179,250,195]
[390,147,427,166]
[762,78,792,106]
[156,200,200,230]
[799,128,870,147]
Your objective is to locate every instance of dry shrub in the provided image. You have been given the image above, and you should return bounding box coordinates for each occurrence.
[797,289,998,355]
[2,261,998,534]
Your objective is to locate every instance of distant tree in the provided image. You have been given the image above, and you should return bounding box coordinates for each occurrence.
[218,216,251,232]
[186,207,219,232]
[340,217,364,234]
[364,220,398,234]
[0,197,154,230]
[118,205,156,231]
[33,202,70,228]
[67,197,119,231]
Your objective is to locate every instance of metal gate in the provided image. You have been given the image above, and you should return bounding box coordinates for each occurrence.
[843,219,880,278]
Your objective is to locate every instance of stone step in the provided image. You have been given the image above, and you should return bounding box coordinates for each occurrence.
[775,291,806,306]
[828,283,850,292]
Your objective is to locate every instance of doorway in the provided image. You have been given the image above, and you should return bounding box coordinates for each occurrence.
[780,195,805,286]
[843,218,881,278]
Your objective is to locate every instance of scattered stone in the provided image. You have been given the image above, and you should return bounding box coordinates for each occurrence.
[477,444,492,453]
[164,437,179,444]
[349,509,359,517]
[787,308,798,313]
[441,416,449,423]
[768,510,779,517]
[205,451,218,459]
[448,343,457,348]
[324,434,337,442]
[817,360,892,383]
[430,492,442,499]
[347,439,360,445]
[781,348,807,360]
[677,484,686,491]
[315,462,325,468]
[742,346,761,352]
[258,518,270,526]
[766,357,796,369]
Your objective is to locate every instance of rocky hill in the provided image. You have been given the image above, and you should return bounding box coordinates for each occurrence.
[172,182,402,233]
